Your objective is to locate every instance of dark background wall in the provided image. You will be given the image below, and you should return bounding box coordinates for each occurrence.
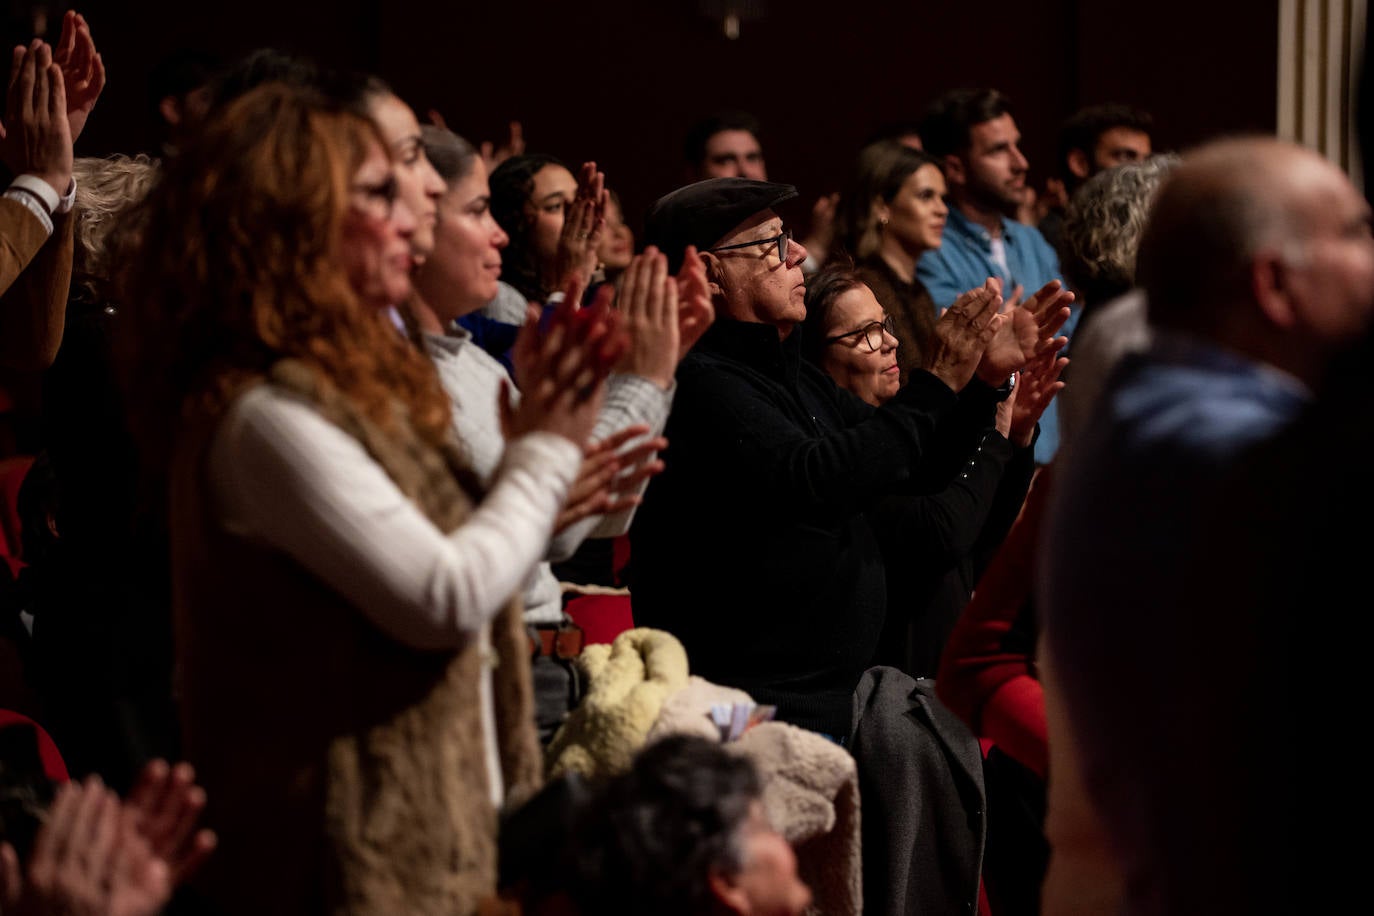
[6,0,1280,237]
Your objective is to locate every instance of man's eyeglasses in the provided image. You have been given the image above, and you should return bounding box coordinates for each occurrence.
[703,227,792,263]
[350,175,399,220]
[825,315,896,352]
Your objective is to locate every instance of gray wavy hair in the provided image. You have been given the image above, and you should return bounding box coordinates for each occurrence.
[1059,152,1181,306]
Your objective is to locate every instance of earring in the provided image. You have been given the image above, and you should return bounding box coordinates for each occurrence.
[878,216,889,227]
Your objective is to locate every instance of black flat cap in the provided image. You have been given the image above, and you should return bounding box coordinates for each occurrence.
[644,177,798,272]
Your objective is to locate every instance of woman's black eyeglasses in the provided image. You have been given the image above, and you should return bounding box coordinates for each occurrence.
[825,315,896,352]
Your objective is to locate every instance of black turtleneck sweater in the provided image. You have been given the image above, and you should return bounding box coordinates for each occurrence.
[629,318,958,739]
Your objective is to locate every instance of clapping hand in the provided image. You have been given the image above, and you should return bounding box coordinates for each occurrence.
[554,424,667,533]
[1008,344,1069,448]
[504,274,628,449]
[976,277,1073,385]
[0,41,72,196]
[554,161,607,293]
[52,10,104,144]
[674,245,715,361]
[926,280,1006,392]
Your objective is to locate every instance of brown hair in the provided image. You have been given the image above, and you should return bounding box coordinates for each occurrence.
[116,82,451,467]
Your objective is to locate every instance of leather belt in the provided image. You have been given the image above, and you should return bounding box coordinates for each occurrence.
[527,622,585,660]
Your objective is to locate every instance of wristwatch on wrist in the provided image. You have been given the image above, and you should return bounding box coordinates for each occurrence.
[993,371,1017,402]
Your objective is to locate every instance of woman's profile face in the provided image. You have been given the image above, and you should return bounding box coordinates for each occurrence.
[422,157,510,322]
[368,93,444,261]
[882,163,948,255]
[340,141,418,310]
[523,163,578,264]
[820,283,900,407]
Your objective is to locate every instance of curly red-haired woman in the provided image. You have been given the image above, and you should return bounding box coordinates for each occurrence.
[117,83,619,915]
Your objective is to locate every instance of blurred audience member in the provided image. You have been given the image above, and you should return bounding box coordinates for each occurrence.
[1038,103,1154,253]
[917,87,1071,465]
[830,140,946,381]
[1041,135,1374,916]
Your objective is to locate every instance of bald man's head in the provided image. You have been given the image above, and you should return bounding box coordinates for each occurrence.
[1139,137,1374,353]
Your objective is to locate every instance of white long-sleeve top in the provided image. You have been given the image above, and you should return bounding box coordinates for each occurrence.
[423,328,673,622]
[207,384,581,803]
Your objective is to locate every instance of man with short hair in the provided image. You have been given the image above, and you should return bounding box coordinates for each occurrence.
[1038,102,1154,252]
[1039,135,1374,915]
[917,87,1072,464]
[683,110,768,181]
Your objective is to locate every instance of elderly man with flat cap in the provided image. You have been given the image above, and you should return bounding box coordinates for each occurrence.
[629,177,1069,914]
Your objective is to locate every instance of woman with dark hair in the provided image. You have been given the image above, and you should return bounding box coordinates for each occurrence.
[489,152,606,313]
[117,83,621,914]
[830,140,949,382]
[800,264,1063,677]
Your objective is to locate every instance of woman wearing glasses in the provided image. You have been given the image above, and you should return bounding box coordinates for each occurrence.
[801,265,1064,677]
[830,140,949,383]
[116,84,620,914]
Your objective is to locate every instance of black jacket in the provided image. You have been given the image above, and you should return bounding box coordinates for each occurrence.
[629,318,958,738]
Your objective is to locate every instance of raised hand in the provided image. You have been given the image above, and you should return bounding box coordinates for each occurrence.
[1009,344,1069,448]
[674,245,715,361]
[976,277,1074,384]
[124,759,217,887]
[0,41,72,196]
[554,424,667,533]
[613,246,680,388]
[52,11,104,144]
[926,279,1005,392]
[553,161,607,292]
[504,276,628,449]
[0,777,173,916]
[478,120,524,172]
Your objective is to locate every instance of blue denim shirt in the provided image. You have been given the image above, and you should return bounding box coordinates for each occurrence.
[917,207,1079,464]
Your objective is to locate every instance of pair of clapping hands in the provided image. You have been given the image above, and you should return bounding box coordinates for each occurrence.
[0,760,216,916]
[927,277,1075,446]
[503,245,714,533]
[0,11,105,195]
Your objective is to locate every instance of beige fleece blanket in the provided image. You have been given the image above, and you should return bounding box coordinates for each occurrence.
[547,629,862,915]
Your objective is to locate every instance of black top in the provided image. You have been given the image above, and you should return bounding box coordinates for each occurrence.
[629,318,957,737]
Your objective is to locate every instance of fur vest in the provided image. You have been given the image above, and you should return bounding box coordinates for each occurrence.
[171,360,542,915]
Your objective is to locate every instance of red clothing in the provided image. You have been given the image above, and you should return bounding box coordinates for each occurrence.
[936,465,1053,779]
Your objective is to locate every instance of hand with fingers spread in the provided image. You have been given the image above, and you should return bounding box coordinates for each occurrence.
[977,277,1074,384]
[613,246,680,389]
[0,777,173,916]
[555,424,667,533]
[925,279,1005,392]
[553,161,606,293]
[124,759,217,888]
[1008,345,1069,447]
[0,40,73,197]
[479,120,524,173]
[673,245,715,361]
[504,276,627,449]
[51,11,104,144]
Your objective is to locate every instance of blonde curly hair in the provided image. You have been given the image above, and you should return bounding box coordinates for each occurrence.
[73,153,161,301]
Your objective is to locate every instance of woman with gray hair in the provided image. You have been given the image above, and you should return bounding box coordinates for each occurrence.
[1056,153,1180,454]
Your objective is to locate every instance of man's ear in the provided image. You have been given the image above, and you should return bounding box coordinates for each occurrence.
[942,153,966,189]
[707,869,750,914]
[1066,148,1092,181]
[702,252,726,296]
[1251,248,1300,330]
